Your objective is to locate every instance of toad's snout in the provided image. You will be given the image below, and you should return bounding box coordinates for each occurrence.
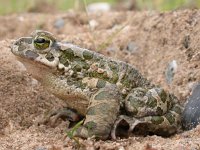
[11,37,33,54]
[10,39,20,54]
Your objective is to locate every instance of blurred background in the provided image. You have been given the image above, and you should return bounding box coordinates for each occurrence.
[0,0,200,15]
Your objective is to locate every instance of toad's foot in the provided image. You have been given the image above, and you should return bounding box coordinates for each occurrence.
[39,107,82,127]
[111,115,145,139]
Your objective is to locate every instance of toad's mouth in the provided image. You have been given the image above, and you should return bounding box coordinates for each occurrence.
[14,55,57,81]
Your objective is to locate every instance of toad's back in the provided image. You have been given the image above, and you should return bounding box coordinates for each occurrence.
[56,42,152,92]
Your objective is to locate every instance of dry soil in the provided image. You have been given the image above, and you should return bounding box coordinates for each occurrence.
[1,10,200,150]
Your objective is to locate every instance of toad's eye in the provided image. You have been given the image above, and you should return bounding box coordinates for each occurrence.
[34,36,51,50]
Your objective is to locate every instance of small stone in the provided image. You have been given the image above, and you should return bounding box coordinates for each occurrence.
[182,83,200,130]
[165,60,177,84]
[35,147,47,150]
[54,18,65,29]
[31,78,38,86]
[126,42,138,53]
[89,19,99,30]
[106,45,119,53]
[16,61,27,71]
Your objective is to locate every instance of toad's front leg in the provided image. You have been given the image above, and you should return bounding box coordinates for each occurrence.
[40,107,82,127]
[73,85,121,140]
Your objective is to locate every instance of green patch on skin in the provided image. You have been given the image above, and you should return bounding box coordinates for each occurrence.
[151,116,164,125]
[129,69,139,81]
[89,71,109,81]
[59,49,73,66]
[18,45,27,51]
[156,107,163,115]
[108,61,119,83]
[127,96,145,108]
[84,121,97,131]
[122,68,137,88]
[103,71,108,77]
[73,56,84,62]
[45,52,54,61]
[63,61,69,67]
[87,107,96,115]
[159,89,167,103]
[93,54,103,62]
[65,48,74,59]
[96,79,106,88]
[121,78,131,88]
[87,103,110,115]
[81,61,90,70]
[165,113,175,125]
[110,72,119,83]
[71,60,90,73]
[83,50,93,60]
[125,101,138,116]
[108,61,118,70]
[120,68,132,88]
[123,67,140,88]
[99,60,106,68]
[73,80,86,89]
[167,100,172,110]
[73,64,82,72]
[172,105,182,115]
[98,103,110,115]
[94,91,114,100]
[59,48,74,64]
[147,94,157,108]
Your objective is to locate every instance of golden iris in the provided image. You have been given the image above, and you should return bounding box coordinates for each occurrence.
[34,36,51,50]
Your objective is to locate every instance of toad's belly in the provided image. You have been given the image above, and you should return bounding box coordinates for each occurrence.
[42,73,90,115]
[55,94,89,115]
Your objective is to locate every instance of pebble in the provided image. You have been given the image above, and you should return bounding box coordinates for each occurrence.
[165,60,177,84]
[35,147,47,150]
[126,41,138,53]
[54,18,65,29]
[89,19,99,30]
[182,83,200,130]
[107,45,119,53]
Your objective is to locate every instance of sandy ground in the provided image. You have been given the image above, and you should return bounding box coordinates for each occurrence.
[1,10,200,149]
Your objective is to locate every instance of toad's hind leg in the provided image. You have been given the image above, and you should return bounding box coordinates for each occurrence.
[112,87,183,139]
[111,104,182,139]
[74,85,121,140]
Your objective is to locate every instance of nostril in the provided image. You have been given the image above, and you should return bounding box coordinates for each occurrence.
[13,40,20,46]
[10,40,18,46]
[14,41,18,45]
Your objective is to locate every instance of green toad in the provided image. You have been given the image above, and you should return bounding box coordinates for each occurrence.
[11,30,182,140]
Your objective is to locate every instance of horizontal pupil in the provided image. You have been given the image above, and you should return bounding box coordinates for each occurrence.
[34,38,50,44]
